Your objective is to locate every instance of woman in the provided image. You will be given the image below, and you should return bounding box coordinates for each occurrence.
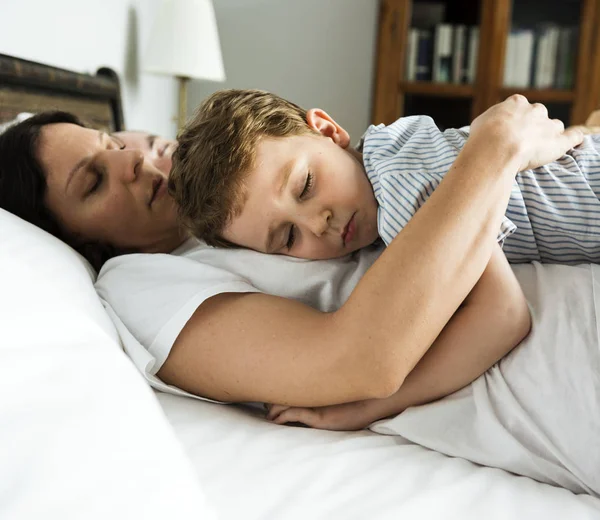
[116,118,599,497]
[0,98,582,408]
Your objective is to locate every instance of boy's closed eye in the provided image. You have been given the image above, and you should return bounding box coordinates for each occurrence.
[284,171,315,250]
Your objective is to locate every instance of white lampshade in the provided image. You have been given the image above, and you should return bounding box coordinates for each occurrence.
[144,0,225,81]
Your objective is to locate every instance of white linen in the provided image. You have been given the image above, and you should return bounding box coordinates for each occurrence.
[0,209,217,519]
[0,112,33,133]
[156,260,600,518]
[372,262,600,497]
[96,237,383,397]
[157,392,600,520]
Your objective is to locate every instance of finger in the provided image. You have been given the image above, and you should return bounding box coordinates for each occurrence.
[507,93,528,104]
[552,118,565,132]
[273,408,316,426]
[531,102,548,117]
[266,404,290,421]
[562,126,585,148]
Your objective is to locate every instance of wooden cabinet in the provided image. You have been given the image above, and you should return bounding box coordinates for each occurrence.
[372,0,600,128]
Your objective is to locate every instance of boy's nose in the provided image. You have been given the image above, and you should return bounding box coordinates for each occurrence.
[305,209,332,237]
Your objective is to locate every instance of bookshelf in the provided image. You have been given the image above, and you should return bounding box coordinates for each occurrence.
[372,0,600,128]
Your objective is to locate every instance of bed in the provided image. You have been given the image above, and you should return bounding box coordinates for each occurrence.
[2,53,600,519]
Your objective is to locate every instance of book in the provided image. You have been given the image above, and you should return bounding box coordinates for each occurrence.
[433,24,453,82]
[405,28,419,81]
[563,28,578,89]
[513,29,535,88]
[466,26,479,84]
[415,30,434,81]
[532,26,546,88]
[545,25,560,87]
[503,30,519,86]
[533,24,560,88]
[452,25,467,84]
[555,26,577,89]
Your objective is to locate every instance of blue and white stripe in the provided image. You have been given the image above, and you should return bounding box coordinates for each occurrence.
[361,116,600,264]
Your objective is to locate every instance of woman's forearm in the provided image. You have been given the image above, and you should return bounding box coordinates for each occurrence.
[358,245,531,422]
[266,246,532,428]
[336,136,520,396]
[335,97,581,397]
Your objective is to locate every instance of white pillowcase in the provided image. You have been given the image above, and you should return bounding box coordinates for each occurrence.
[0,208,218,519]
[0,112,34,133]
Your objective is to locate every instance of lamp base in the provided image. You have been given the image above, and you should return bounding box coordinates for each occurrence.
[177,76,190,132]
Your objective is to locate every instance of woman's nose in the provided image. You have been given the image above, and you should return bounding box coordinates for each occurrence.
[104,148,143,184]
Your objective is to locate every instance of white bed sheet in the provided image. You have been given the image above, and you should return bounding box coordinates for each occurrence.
[157,393,600,519]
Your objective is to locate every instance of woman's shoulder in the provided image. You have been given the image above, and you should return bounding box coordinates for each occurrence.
[96,238,251,292]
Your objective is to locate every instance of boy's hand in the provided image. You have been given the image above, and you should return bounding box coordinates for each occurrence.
[265,400,379,431]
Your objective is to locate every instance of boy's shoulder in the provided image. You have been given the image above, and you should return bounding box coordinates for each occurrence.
[360,115,437,148]
[368,115,436,136]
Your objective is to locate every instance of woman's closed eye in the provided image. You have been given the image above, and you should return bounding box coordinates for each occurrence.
[86,164,104,196]
[84,135,124,197]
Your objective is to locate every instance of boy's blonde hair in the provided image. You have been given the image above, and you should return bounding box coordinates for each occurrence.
[169,88,316,247]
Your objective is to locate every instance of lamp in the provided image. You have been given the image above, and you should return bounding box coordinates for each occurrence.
[144,0,225,130]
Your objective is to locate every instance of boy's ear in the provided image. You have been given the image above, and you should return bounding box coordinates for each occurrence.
[306,108,351,148]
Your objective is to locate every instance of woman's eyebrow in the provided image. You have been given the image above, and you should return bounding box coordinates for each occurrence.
[65,131,103,193]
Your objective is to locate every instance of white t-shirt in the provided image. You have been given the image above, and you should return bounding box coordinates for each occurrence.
[95,238,383,401]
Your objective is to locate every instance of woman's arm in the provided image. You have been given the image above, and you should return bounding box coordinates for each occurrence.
[159,96,581,407]
[266,244,531,430]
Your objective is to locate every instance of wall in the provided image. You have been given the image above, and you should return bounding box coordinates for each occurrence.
[0,0,179,137]
[190,0,379,141]
[1,0,379,141]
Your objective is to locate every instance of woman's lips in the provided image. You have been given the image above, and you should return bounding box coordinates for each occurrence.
[342,213,357,245]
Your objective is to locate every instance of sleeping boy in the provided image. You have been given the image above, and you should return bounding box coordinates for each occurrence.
[170,89,600,265]
[167,89,596,429]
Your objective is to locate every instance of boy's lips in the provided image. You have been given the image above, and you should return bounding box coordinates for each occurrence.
[149,175,166,206]
[342,213,357,245]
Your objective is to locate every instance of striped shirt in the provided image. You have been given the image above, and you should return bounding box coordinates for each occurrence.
[361,116,600,264]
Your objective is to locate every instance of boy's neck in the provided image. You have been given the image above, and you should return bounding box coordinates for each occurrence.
[348,146,364,165]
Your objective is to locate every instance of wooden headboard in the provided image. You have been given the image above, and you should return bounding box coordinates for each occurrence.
[0,53,124,131]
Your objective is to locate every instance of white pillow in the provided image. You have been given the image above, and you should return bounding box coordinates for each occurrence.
[0,209,218,519]
[0,112,34,134]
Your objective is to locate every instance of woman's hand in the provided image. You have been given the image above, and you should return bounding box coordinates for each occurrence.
[265,401,380,431]
[469,94,584,172]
